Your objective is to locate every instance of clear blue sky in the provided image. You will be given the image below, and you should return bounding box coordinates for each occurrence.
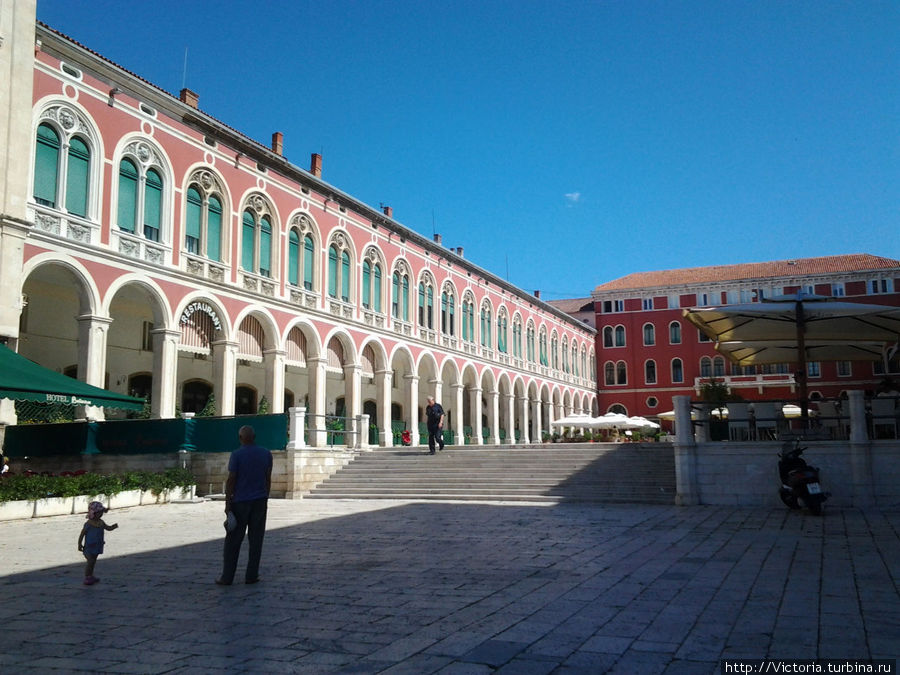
[37,1,899,299]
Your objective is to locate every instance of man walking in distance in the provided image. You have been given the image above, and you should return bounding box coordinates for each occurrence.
[425,396,445,454]
[216,425,272,586]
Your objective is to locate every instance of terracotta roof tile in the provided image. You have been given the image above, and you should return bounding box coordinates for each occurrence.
[593,254,900,293]
[546,298,594,313]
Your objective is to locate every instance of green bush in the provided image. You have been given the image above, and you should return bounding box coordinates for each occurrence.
[0,468,196,503]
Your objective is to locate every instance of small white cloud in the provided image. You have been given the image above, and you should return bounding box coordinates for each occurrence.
[564,192,581,205]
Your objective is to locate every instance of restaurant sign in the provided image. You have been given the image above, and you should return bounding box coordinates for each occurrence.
[179,301,222,332]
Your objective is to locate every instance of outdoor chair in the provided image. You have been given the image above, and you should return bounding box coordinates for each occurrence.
[816,400,848,439]
[752,402,781,440]
[726,402,751,441]
[870,397,898,439]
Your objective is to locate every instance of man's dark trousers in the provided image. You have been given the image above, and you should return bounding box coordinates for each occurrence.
[428,427,445,453]
[221,497,267,583]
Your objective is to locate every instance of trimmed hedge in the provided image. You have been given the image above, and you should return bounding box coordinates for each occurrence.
[0,467,195,502]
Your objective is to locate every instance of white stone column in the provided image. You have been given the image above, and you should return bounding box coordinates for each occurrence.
[405,374,419,446]
[531,397,543,444]
[151,328,180,418]
[376,368,392,447]
[286,406,307,449]
[344,363,361,447]
[452,382,465,445]
[212,339,238,416]
[504,392,515,445]
[308,356,327,447]
[673,394,699,505]
[470,386,483,445]
[488,388,500,445]
[264,348,286,414]
[77,314,112,421]
[518,395,530,444]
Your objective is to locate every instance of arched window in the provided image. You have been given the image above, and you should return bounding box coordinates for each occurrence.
[604,361,615,386]
[526,324,536,362]
[573,342,579,376]
[33,118,93,218]
[441,288,455,336]
[392,267,410,321]
[497,311,508,353]
[185,173,224,261]
[589,353,595,381]
[700,356,712,378]
[582,348,588,378]
[672,358,684,383]
[645,360,657,384]
[480,304,492,348]
[539,330,548,366]
[418,279,435,329]
[327,235,353,301]
[512,319,522,357]
[116,141,167,243]
[713,356,726,377]
[361,249,383,311]
[562,338,569,373]
[614,325,625,347]
[616,361,627,385]
[603,326,614,348]
[288,230,301,286]
[461,296,476,343]
[551,334,558,369]
[669,321,682,344]
[241,209,272,277]
[643,323,655,346]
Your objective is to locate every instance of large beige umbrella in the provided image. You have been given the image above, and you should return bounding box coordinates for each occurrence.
[684,293,900,423]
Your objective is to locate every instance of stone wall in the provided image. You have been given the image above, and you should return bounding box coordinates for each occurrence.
[5,447,358,500]
[679,440,900,509]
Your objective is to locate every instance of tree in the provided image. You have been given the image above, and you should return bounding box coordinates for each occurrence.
[197,393,217,417]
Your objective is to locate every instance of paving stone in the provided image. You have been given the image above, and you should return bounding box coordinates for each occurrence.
[0,500,897,673]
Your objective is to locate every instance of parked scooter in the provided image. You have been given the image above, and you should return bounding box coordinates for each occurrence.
[778,441,829,515]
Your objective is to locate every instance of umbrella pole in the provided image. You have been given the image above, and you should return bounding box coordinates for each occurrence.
[796,299,810,428]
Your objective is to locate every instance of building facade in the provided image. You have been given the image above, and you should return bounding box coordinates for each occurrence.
[0,7,597,446]
[591,255,900,419]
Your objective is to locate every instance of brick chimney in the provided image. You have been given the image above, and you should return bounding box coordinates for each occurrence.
[382,205,393,218]
[179,88,199,109]
[433,233,442,245]
[534,290,541,299]
[271,132,283,156]
[310,153,322,177]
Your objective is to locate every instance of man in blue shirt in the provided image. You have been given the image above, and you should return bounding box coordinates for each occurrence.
[216,425,273,585]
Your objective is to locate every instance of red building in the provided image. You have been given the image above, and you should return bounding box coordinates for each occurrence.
[591,254,900,419]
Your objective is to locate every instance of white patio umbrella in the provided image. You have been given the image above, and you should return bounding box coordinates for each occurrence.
[684,293,900,423]
[587,412,630,429]
[549,413,593,429]
[624,416,660,430]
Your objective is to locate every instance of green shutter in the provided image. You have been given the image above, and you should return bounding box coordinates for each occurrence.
[143,169,162,241]
[328,246,338,297]
[289,230,300,286]
[241,211,255,271]
[303,235,314,289]
[65,136,90,217]
[373,264,382,312]
[340,251,350,301]
[186,187,202,248]
[362,261,371,308]
[117,159,138,232]
[259,216,272,276]
[207,196,222,261]
[34,123,60,207]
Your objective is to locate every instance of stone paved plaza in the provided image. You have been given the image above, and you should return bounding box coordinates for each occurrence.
[0,499,897,673]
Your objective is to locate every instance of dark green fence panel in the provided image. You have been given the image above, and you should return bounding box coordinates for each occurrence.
[94,418,185,454]
[191,414,288,453]
[3,421,88,458]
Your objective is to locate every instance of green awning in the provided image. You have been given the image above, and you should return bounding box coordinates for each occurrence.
[0,345,144,410]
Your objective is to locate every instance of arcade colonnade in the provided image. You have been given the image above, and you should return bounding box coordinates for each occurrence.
[16,255,596,447]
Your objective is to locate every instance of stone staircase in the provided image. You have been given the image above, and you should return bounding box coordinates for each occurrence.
[305,443,676,503]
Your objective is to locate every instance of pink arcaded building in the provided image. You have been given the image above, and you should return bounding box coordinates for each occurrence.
[0,7,597,446]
